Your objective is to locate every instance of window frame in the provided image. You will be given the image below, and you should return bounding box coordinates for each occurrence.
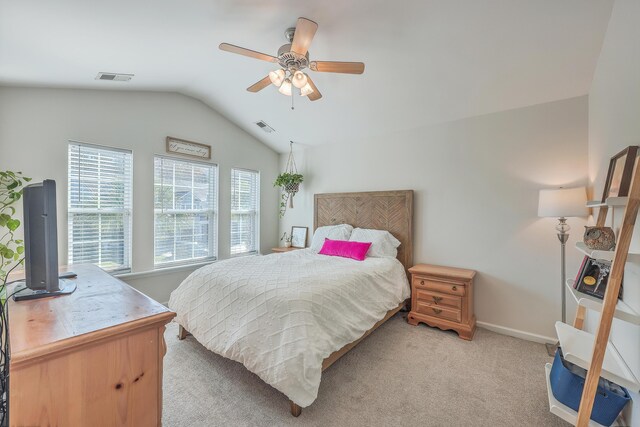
[153,154,219,268]
[230,167,260,257]
[67,140,133,274]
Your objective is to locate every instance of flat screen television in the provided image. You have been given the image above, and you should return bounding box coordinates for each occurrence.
[13,179,76,301]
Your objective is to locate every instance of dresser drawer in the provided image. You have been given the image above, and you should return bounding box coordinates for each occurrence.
[416,302,461,323]
[415,289,462,309]
[413,277,465,296]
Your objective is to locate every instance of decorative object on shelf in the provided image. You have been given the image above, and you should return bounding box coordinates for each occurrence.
[0,170,31,425]
[574,257,622,301]
[573,256,589,284]
[219,17,365,108]
[538,186,588,356]
[601,146,639,201]
[549,348,630,427]
[280,232,292,248]
[166,136,211,160]
[290,226,308,248]
[583,226,616,251]
[274,142,304,217]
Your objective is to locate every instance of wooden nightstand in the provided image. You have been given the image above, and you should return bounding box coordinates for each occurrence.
[271,247,303,253]
[407,264,476,340]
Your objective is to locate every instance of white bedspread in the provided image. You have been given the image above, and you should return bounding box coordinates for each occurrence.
[168,249,410,407]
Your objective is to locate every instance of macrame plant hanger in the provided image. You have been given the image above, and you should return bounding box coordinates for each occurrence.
[284,141,299,209]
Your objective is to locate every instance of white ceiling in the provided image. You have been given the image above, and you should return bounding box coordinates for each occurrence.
[0,0,613,153]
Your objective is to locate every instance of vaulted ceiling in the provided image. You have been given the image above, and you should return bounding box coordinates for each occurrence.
[0,0,613,152]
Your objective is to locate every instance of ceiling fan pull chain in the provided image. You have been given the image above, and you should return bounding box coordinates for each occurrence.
[291,90,295,110]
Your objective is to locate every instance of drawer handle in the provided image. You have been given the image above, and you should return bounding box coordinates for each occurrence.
[432,296,443,303]
[451,285,457,291]
[432,308,442,314]
[420,280,424,285]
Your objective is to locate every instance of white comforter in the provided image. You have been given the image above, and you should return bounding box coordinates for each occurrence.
[168,249,410,407]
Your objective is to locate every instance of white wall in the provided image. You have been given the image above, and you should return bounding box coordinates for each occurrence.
[0,87,280,303]
[280,96,589,341]
[588,0,640,423]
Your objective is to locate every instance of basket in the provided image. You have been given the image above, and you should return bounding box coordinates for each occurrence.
[284,182,299,194]
[549,348,630,426]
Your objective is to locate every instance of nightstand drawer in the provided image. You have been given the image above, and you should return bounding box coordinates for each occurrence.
[413,277,465,296]
[415,289,462,309]
[416,302,461,323]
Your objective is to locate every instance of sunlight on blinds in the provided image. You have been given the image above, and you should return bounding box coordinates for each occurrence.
[154,156,217,266]
[231,168,259,256]
[68,142,132,273]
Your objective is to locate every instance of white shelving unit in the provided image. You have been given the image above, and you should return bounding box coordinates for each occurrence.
[547,170,638,426]
[555,322,640,392]
[544,364,609,427]
[565,280,640,325]
[586,197,628,208]
[575,242,640,262]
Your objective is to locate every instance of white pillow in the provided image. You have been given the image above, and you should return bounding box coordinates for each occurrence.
[310,224,354,252]
[349,228,401,258]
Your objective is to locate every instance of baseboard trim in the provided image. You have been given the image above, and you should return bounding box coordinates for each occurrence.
[477,321,556,344]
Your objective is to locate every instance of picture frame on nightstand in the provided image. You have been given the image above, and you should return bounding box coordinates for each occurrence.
[290,226,308,248]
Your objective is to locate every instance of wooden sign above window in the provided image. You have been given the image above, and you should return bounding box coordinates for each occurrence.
[166,136,211,160]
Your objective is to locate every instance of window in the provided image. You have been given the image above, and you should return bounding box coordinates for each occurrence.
[230,168,260,256]
[154,156,217,266]
[68,142,132,273]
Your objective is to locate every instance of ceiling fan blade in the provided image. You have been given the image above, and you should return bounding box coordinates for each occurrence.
[310,61,365,74]
[305,76,322,101]
[291,17,318,56]
[219,43,278,63]
[247,76,272,93]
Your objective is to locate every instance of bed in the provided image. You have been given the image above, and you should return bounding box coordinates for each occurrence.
[169,190,413,416]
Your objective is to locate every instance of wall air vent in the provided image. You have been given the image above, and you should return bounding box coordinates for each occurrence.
[256,120,276,133]
[255,120,275,133]
[95,72,134,82]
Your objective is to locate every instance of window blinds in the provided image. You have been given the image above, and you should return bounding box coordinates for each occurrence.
[68,142,132,273]
[230,168,260,256]
[154,156,217,266]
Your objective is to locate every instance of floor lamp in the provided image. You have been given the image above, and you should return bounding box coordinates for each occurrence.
[538,187,588,356]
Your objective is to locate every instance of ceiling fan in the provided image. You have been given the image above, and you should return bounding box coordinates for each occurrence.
[219,17,365,102]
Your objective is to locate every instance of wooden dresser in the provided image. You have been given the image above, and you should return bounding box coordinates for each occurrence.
[407,264,476,340]
[8,264,175,426]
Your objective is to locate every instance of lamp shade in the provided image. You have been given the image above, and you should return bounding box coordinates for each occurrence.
[278,78,292,96]
[538,187,588,218]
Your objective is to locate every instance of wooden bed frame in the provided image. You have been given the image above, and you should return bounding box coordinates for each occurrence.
[178,189,413,417]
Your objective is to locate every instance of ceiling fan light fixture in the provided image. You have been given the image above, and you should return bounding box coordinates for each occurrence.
[269,69,286,87]
[292,71,308,89]
[300,82,314,97]
[278,78,292,96]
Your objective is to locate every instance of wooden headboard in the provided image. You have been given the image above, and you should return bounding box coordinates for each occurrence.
[314,190,414,272]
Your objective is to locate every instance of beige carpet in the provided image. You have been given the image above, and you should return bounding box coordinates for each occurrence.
[162,314,568,427]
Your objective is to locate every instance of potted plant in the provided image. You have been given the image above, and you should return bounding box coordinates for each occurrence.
[0,170,30,421]
[0,170,30,293]
[280,232,292,248]
[274,172,304,217]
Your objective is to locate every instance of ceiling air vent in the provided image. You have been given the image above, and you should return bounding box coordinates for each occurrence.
[255,120,275,133]
[95,72,134,82]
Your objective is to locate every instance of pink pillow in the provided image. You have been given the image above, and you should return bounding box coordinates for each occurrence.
[318,238,372,261]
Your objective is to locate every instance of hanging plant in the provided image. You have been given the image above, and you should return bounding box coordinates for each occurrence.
[274,142,304,217]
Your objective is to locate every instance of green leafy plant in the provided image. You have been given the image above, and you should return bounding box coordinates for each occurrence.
[274,173,304,218]
[273,173,304,188]
[0,171,31,289]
